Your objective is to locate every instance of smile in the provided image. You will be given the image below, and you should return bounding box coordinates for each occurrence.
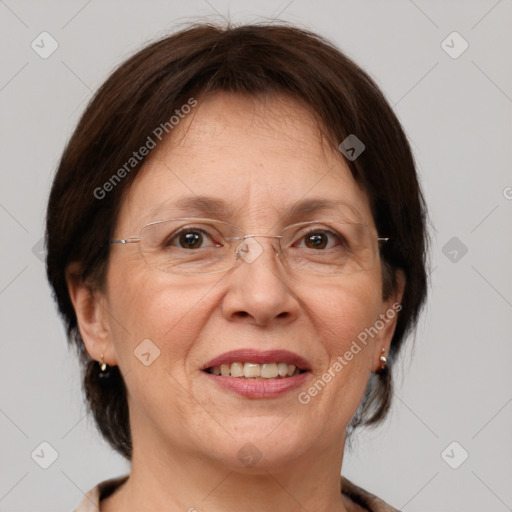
[201,349,311,398]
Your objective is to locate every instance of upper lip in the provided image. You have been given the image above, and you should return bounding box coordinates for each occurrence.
[202,349,311,371]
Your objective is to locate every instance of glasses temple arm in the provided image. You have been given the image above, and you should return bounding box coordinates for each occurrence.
[109,238,141,245]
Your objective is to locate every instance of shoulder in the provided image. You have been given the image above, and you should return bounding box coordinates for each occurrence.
[341,476,402,512]
[73,475,128,512]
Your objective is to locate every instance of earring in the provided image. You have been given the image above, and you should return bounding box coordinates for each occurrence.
[379,348,388,371]
[98,354,111,380]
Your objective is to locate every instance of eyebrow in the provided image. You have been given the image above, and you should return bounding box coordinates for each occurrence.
[282,198,363,223]
[145,196,363,224]
[145,196,234,222]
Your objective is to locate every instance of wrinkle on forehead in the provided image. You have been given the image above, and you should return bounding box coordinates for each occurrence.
[156,91,338,164]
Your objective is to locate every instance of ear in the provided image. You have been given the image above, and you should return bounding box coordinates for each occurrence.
[371,269,406,372]
[66,262,118,366]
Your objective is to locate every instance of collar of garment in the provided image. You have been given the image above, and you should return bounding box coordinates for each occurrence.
[73,475,401,512]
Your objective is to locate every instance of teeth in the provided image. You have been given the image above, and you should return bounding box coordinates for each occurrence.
[243,362,260,378]
[208,362,302,379]
[231,362,244,378]
[261,363,278,378]
[277,362,289,377]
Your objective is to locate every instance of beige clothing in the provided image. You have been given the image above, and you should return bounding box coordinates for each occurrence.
[73,475,401,511]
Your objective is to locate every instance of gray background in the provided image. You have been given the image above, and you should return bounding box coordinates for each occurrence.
[1,0,511,510]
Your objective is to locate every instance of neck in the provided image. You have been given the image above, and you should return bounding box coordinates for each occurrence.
[102,431,351,512]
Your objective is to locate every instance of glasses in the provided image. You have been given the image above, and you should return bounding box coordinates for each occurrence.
[109,217,389,276]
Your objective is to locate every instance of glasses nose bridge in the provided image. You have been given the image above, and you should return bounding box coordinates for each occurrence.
[243,233,282,240]
[242,233,283,252]
[231,233,285,268]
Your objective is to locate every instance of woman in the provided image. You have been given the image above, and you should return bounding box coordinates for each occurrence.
[46,23,427,512]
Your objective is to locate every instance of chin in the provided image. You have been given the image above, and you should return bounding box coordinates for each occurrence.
[201,420,312,470]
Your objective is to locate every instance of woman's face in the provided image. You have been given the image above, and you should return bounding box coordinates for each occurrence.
[82,92,402,470]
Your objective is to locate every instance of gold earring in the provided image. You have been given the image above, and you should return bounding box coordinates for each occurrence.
[379,348,388,370]
[99,354,107,372]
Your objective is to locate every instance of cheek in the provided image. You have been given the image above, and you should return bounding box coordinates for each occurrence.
[305,271,383,350]
[104,271,217,434]
[105,267,215,370]
[297,274,382,420]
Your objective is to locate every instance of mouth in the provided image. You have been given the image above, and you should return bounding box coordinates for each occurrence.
[201,349,311,398]
[202,349,311,377]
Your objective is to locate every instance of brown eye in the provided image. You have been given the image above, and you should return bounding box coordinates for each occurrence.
[305,232,328,249]
[162,226,221,250]
[293,227,350,252]
[178,231,204,249]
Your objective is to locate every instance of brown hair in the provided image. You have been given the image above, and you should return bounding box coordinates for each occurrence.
[46,23,428,459]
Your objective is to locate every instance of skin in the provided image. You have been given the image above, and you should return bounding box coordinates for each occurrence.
[67,92,404,512]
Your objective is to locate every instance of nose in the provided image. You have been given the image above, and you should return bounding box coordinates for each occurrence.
[221,236,300,327]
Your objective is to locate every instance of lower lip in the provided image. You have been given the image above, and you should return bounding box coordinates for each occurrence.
[203,371,310,398]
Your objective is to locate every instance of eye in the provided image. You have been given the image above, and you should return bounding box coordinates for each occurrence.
[294,228,349,251]
[164,226,223,250]
[304,231,329,250]
[177,230,205,249]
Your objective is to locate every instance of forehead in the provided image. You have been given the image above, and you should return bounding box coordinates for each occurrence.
[117,92,374,232]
